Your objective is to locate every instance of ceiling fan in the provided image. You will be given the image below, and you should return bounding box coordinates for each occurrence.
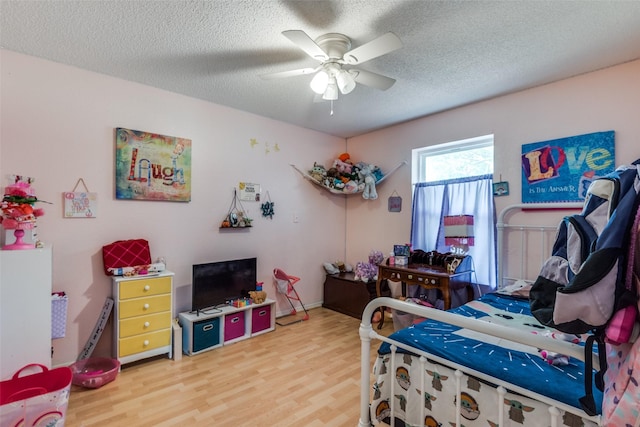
[261,30,403,101]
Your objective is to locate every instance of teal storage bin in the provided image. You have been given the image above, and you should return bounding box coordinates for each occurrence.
[191,317,220,353]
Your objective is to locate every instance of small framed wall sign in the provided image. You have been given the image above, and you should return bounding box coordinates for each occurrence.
[492,181,509,197]
[388,191,402,212]
[239,182,261,202]
[63,178,98,218]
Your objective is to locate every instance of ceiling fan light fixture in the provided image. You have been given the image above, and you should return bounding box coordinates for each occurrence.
[336,69,356,94]
[264,30,403,103]
[322,79,339,100]
[310,70,329,94]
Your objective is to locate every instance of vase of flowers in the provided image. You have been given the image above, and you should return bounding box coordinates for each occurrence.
[1,177,46,250]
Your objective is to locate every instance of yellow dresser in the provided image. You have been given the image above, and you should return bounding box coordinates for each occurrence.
[112,272,174,364]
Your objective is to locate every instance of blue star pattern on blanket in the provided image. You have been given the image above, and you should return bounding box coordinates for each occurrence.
[377,294,602,414]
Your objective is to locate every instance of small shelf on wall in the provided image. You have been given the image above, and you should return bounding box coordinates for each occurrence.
[291,161,406,195]
[220,188,252,229]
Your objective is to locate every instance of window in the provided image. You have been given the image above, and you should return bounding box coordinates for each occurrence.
[410,134,496,289]
[412,134,494,184]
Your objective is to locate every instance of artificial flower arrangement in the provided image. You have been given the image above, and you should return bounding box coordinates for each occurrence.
[1,176,46,248]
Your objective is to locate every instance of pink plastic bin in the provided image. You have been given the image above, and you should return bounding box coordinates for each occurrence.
[70,357,120,389]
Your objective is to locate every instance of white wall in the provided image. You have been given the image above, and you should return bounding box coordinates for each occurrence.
[0,50,346,366]
[3,49,639,367]
[345,59,640,277]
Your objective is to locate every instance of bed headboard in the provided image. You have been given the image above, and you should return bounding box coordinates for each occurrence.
[497,203,583,289]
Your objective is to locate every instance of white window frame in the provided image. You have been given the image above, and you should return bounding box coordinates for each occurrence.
[411,134,494,185]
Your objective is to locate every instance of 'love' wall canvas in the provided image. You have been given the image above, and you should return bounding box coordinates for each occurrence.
[521,131,615,203]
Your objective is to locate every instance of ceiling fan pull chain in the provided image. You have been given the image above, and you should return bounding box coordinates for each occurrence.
[330,100,334,116]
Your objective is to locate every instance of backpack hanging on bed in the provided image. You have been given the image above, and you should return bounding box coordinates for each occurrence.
[529,159,640,416]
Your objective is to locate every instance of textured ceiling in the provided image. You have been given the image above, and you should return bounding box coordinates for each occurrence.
[2,1,640,139]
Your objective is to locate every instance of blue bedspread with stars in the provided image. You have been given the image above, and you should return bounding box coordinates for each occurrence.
[378,293,602,414]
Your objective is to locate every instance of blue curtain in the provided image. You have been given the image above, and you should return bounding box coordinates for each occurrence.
[410,174,497,289]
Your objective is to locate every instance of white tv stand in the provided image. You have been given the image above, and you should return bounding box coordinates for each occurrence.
[178,299,275,356]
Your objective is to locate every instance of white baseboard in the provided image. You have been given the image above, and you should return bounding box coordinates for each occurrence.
[275,301,322,319]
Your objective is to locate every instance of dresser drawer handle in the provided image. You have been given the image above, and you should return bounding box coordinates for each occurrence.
[143,340,149,346]
[143,303,150,310]
[144,285,150,291]
[203,324,214,332]
[144,322,150,328]
[407,274,413,279]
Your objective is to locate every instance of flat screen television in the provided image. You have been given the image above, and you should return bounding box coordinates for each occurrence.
[192,257,257,313]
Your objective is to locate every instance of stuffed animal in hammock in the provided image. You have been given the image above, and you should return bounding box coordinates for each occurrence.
[358,164,378,200]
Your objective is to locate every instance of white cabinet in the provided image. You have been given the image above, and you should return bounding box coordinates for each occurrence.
[112,272,174,365]
[179,299,275,356]
[0,246,52,380]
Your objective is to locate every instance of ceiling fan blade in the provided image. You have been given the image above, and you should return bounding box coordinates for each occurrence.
[352,69,396,91]
[260,67,318,80]
[282,30,328,61]
[342,32,402,65]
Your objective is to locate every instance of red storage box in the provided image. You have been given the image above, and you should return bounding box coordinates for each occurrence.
[69,357,120,389]
[102,238,151,275]
[0,364,72,427]
[224,312,246,342]
[252,305,272,333]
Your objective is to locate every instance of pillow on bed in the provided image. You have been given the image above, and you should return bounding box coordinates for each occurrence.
[497,280,532,298]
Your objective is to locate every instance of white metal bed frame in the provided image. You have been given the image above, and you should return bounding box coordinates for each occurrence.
[496,202,582,288]
[358,203,599,427]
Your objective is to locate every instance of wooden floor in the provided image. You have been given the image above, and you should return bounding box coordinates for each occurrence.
[65,307,393,427]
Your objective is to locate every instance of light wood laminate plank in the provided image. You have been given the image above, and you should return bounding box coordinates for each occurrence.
[65,307,393,426]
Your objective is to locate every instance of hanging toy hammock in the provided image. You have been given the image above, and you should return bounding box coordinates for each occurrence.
[220,189,252,229]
